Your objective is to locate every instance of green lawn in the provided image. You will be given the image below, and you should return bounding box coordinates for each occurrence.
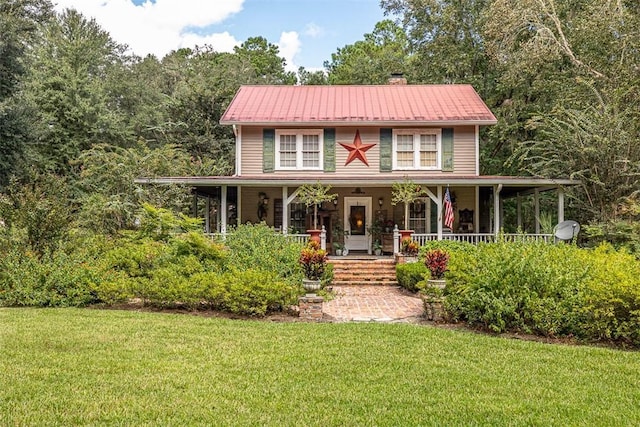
[1,308,639,426]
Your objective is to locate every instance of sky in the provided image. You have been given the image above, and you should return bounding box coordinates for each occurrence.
[51,0,389,72]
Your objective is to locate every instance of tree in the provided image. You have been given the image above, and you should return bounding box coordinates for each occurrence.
[74,141,225,234]
[0,172,73,256]
[296,182,337,230]
[233,36,297,85]
[325,20,410,84]
[0,0,54,186]
[391,177,425,230]
[22,8,130,175]
[297,67,328,85]
[381,0,491,88]
[488,0,640,222]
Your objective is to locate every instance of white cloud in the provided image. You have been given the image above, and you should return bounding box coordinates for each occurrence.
[277,31,301,73]
[52,0,245,58]
[304,22,324,38]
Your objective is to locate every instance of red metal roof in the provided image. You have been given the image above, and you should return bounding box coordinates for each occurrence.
[220,85,497,126]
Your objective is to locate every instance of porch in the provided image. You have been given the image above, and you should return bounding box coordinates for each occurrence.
[136,175,577,253]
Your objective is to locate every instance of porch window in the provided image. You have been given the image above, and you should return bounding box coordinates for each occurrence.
[275,130,323,170]
[393,129,441,170]
[409,200,427,233]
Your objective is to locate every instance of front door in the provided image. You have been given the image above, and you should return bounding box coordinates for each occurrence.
[344,197,372,253]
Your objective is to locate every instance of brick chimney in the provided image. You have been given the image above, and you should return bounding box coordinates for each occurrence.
[388,73,407,85]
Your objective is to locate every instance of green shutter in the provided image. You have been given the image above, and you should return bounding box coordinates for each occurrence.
[441,128,454,172]
[263,128,275,173]
[379,128,392,172]
[323,128,336,172]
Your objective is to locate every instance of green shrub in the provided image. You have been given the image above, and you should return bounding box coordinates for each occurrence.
[445,241,589,336]
[0,247,102,307]
[583,220,640,257]
[93,222,301,315]
[396,262,428,292]
[442,240,640,346]
[223,223,304,284]
[577,245,640,345]
[191,268,299,316]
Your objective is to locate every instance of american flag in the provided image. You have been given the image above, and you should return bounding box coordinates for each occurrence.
[444,188,454,230]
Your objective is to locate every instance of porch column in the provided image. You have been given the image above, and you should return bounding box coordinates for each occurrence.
[192,193,198,218]
[320,225,327,250]
[475,186,480,233]
[393,225,400,254]
[237,186,242,227]
[436,186,443,240]
[534,188,540,234]
[516,192,522,230]
[220,185,228,234]
[282,186,289,233]
[493,184,502,235]
[558,187,565,223]
[205,196,211,233]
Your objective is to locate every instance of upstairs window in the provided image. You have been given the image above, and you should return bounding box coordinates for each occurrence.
[275,130,323,170]
[392,129,441,170]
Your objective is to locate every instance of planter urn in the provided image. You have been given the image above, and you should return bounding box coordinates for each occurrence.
[427,278,446,290]
[307,229,322,244]
[399,230,414,241]
[302,278,322,296]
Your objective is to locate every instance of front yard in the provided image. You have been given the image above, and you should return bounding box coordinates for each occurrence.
[1,308,638,426]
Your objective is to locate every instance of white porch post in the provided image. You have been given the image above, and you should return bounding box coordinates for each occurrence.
[517,192,522,230]
[558,187,565,224]
[493,184,502,236]
[534,188,540,234]
[237,186,242,227]
[475,186,480,233]
[282,186,289,233]
[436,186,443,240]
[320,225,327,250]
[393,225,400,254]
[205,196,211,233]
[220,185,228,234]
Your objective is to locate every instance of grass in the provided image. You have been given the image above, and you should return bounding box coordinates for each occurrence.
[1,308,639,426]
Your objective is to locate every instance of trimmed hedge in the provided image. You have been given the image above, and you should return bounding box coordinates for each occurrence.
[396,262,428,292]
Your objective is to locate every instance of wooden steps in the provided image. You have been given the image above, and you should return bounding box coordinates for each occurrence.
[329,258,397,286]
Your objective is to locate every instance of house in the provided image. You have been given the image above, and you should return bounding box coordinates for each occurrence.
[136,78,578,253]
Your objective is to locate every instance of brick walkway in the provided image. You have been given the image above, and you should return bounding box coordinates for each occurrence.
[322,285,424,323]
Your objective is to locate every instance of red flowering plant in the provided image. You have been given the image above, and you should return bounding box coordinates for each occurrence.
[299,240,328,280]
[424,248,450,280]
[401,239,419,256]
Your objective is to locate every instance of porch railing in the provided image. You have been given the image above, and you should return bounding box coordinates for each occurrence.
[208,229,553,255]
[410,233,554,246]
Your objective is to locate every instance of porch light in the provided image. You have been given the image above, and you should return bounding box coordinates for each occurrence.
[378,197,383,207]
[333,199,338,207]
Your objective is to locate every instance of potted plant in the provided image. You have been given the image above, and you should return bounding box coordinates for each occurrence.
[332,220,347,255]
[367,219,383,254]
[391,177,426,241]
[332,241,344,256]
[297,182,337,243]
[299,240,328,295]
[424,248,449,289]
[399,239,419,263]
[372,240,383,256]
